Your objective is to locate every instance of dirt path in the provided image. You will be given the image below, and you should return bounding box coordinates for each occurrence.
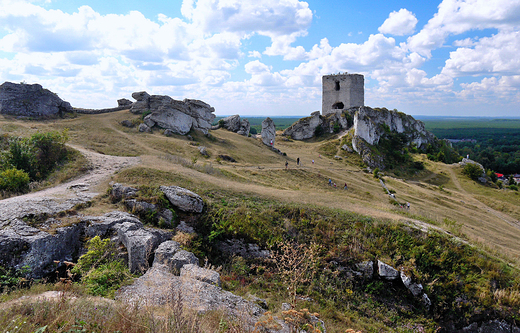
[0,146,140,225]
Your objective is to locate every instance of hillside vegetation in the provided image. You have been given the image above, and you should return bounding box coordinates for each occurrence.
[1,110,520,332]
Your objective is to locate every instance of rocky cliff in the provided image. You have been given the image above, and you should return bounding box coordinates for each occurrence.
[351,107,436,169]
[0,82,73,118]
[129,91,216,135]
[352,107,434,148]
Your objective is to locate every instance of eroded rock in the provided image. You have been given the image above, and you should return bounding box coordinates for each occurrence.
[160,186,204,213]
[0,82,73,118]
[181,263,221,287]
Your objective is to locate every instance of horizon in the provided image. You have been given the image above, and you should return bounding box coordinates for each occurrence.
[1,0,520,117]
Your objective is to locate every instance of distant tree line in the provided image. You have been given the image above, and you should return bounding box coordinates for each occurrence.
[429,128,520,175]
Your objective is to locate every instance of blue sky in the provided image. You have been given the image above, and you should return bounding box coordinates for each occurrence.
[0,0,519,117]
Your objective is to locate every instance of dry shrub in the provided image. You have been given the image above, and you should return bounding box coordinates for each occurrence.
[270,241,321,306]
[173,231,197,248]
[494,288,520,307]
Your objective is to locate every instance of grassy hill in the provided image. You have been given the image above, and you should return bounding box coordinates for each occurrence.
[1,110,520,332]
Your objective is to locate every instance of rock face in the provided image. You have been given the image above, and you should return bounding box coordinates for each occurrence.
[130,91,216,135]
[220,115,250,136]
[0,82,73,118]
[352,107,434,148]
[350,107,436,169]
[261,117,276,146]
[160,186,204,213]
[283,111,322,140]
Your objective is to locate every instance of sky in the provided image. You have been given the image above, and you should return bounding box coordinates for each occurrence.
[0,0,519,117]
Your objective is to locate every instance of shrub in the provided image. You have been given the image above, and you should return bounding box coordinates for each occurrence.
[373,168,380,178]
[0,168,30,192]
[462,163,483,181]
[487,170,498,183]
[510,184,518,191]
[72,236,133,297]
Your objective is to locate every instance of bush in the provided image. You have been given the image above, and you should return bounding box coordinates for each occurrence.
[0,168,30,192]
[2,130,69,181]
[462,163,483,181]
[72,236,133,297]
[510,184,518,191]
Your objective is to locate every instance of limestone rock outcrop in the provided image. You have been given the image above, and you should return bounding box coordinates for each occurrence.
[283,111,322,140]
[352,107,434,148]
[129,91,216,135]
[351,107,436,169]
[220,115,250,136]
[0,82,73,118]
[160,185,204,213]
[261,117,276,146]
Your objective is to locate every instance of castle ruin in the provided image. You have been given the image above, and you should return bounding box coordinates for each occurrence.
[322,73,364,115]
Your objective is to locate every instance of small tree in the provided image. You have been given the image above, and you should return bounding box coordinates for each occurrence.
[462,163,482,181]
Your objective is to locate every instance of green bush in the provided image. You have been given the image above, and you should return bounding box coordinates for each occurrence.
[72,236,133,298]
[82,261,133,297]
[0,168,30,192]
[510,184,518,191]
[2,130,69,182]
[462,163,483,181]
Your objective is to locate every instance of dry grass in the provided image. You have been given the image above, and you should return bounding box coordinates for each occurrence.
[1,111,520,269]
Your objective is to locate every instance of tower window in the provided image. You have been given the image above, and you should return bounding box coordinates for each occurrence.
[335,81,340,91]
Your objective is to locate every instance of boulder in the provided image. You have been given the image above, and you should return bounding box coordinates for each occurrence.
[160,186,204,213]
[124,200,158,215]
[341,144,353,152]
[133,95,215,135]
[261,117,276,146]
[158,209,174,227]
[181,263,221,287]
[198,146,209,157]
[355,261,374,278]
[217,239,270,259]
[0,82,73,118]
[283,111,322,140]
[400,271,423,297]
[221,115,241,132]
[176,221,195,234]
[218,155,236,163]
[138,123,151,133]
[130,91,150,114]
[143,115,156,128]
[84,211,142,239]
[115,222,160,273]
[117,98,133,107]
[153,241,199,273]
[110,183,137,202]
[116,264,263,319]
[377,260,399,281]
[120,120,134,128]
[237,119,250,136]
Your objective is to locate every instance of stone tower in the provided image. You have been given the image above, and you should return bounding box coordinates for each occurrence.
[322,73,364,115]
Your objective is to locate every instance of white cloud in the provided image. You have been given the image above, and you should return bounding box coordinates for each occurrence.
[442,30,520,77]
[378,9,418,36]
[407,0,520,58]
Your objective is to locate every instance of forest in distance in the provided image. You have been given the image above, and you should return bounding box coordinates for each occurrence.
[214,115,520,176]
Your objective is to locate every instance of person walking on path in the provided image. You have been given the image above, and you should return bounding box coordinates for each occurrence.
[344,183,348,190]
[328,178,332,186]
[312,159,314,165]
[406,202,410,210]
[297,157,300,165]
[285,161,288,170]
